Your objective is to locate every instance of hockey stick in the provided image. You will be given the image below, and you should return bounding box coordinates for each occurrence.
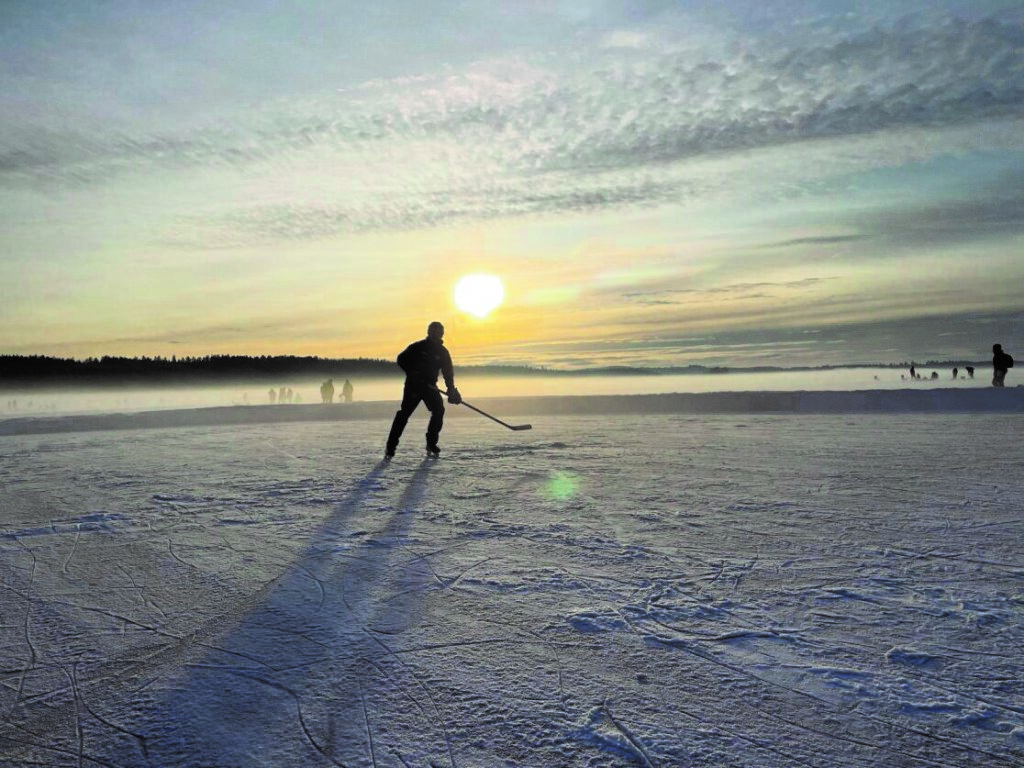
[435,386,532,431]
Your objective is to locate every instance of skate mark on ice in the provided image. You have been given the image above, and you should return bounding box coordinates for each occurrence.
[75,660,151,755]
[116,564,168,619]
[222,667,349,767]
[469,614,571,715]
[60,525,82,575]
[0,512,129,540]
[13,606,38,714]
[361,630,458,768]
[602,700,657,768]
[359,678,379,768]
[574,701,658,768]
[646,624,1019,765]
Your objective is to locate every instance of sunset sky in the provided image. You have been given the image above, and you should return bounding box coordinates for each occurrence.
[3,1,1023,368]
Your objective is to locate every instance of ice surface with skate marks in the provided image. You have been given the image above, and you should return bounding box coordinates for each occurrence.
[1,411,1023,766]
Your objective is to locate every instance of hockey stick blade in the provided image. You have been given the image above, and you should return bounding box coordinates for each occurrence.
[460,400,531,432]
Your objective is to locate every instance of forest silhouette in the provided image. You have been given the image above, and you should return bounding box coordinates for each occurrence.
[0,355,581,388]
[1,355,987,389]
[0,355,399,387]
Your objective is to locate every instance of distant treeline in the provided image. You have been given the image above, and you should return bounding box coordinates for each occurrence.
[0,355,401,387]
[0,354,572,388]
[0,355,987,389]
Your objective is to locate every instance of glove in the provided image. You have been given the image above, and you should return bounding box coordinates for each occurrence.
[447,387,462,405]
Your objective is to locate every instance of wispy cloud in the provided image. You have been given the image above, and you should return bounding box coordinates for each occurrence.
[859,175,1024,247]
[4,11,1023,245]
[621,277,837,306]
[501,308,1024,368]
[762,235,866,249]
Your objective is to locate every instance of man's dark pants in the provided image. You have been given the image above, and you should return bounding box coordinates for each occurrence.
[386,381,445,452]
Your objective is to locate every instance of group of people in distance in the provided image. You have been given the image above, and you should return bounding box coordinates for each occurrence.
[906,343,1014,387]
[319,377,354,404]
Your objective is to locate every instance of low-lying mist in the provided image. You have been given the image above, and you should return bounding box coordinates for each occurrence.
[0,366,988,420]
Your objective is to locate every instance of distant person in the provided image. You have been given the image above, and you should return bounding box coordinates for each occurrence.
[268,388,277,404]
[966,366,974,379]
[385,321,461,458]
[930,371,938,380]
[342,378,354,403]
[278,386,286,404]
[320,378,335,404]
[992,343,1014,387]
[909,363,916,380]
[952,367,958,380]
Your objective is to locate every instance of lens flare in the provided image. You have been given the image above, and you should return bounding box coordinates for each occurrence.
[545,471,580,501]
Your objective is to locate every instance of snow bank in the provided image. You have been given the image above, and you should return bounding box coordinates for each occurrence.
[1,388,1022,436]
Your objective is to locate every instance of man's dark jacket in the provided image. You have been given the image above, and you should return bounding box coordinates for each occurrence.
[397,338,455,390]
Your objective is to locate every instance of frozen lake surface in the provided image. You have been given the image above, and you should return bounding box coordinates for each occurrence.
[2,407,1023,766]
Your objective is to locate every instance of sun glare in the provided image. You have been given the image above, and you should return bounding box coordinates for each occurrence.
[454,274,505,318]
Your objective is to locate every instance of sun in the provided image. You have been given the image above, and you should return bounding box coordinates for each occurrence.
[454,273,505,318]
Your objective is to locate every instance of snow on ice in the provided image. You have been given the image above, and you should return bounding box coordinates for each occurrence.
[1,390,1023,766]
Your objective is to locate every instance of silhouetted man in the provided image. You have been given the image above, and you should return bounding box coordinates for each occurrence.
[992,343,1013,387]
[385,322,462,458]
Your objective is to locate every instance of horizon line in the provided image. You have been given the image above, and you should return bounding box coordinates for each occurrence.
[0,352,991,378]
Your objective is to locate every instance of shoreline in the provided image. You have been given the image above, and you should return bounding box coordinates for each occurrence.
[1,388,1022,437]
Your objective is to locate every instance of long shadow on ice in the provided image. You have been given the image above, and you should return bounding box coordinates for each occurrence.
[114,457,453,767]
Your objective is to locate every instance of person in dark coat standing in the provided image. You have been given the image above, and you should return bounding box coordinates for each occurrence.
[385,321,462,458]
[992,343,1013,387]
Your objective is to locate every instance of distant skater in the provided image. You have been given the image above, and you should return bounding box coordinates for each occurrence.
[385,322,462,458]
[966,366,974,379]
[909,363,916,380]
[992,343,1014,387]
[342,378,354,403]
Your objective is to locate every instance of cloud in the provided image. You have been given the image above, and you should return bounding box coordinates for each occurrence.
[621,277,836,306]
[160,171,683,247]
[501,308,1024,368]
[858,176,1024,248]
[524,16,1024,172]
[747,166,1024,254]
[2,9,1024,247]
[762,235,866,249]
